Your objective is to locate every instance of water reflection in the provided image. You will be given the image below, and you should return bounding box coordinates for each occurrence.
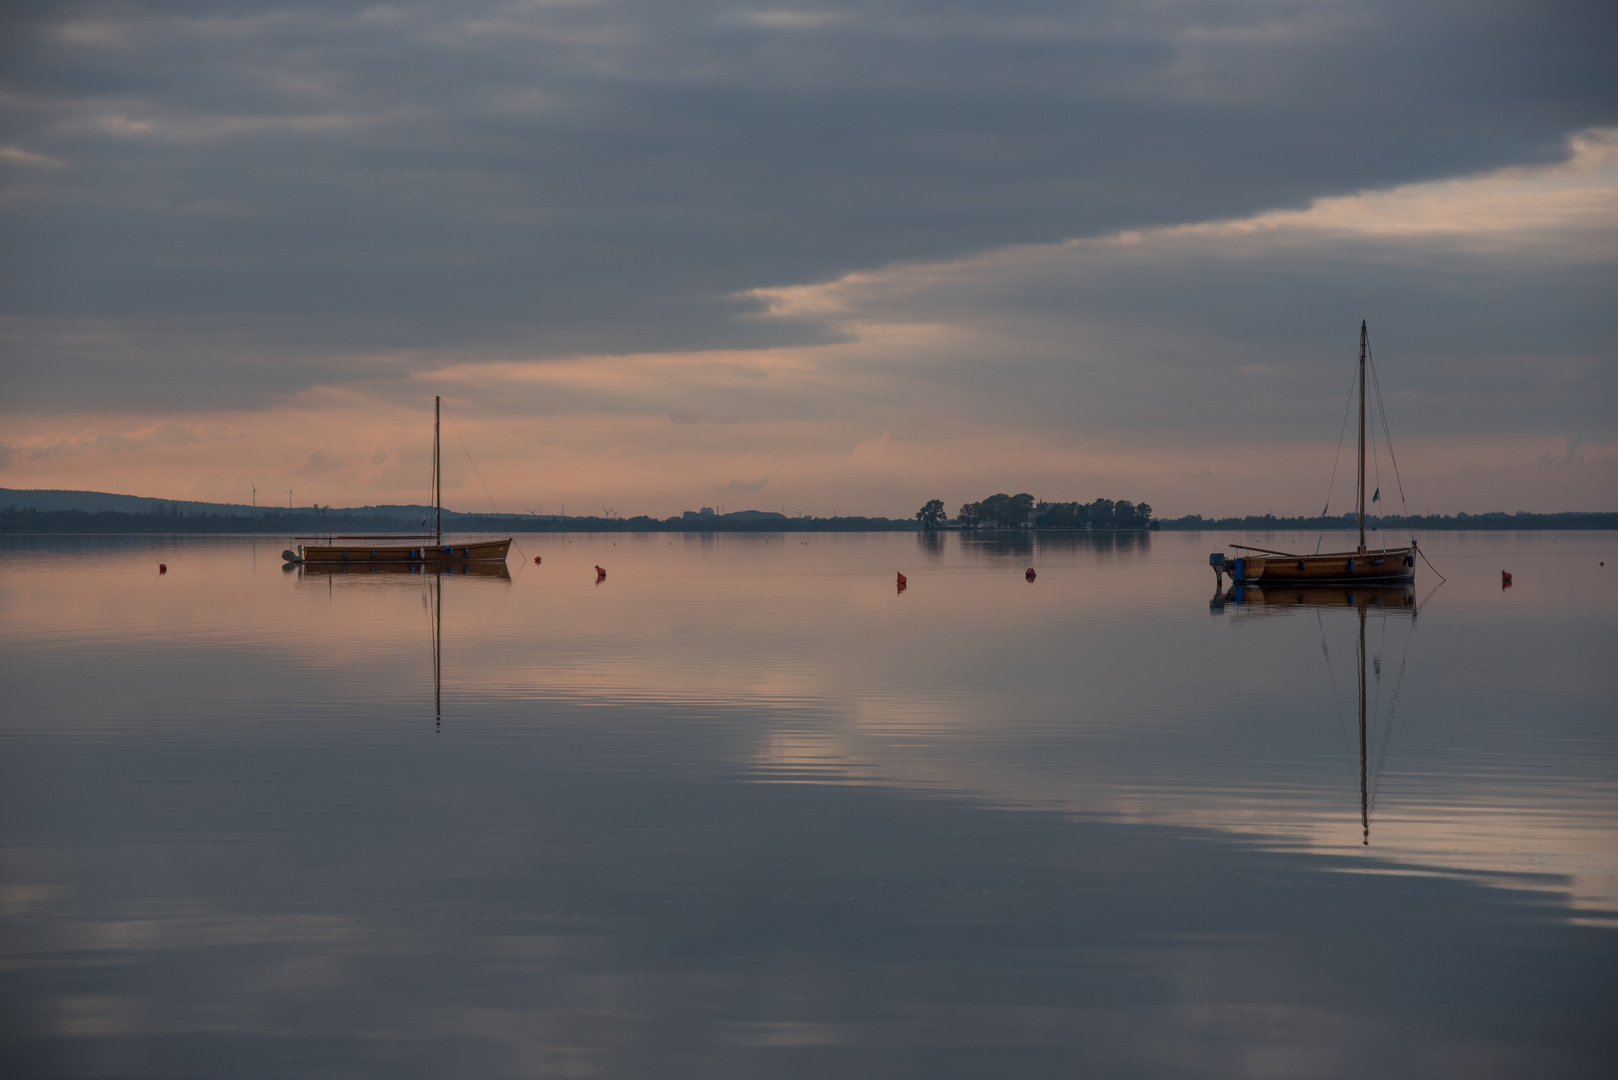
[294,560,512,580]
[1214,581,1416,612]
[1214,578,1423,849]
[959,529,1153,559]
[293,561,511,729]
[1,531,1613,1076]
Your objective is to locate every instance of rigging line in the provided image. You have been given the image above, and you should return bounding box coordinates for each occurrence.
[1371,608,1390,765]
[1369,400,1386,545]
[427,429,437,526]
[440,402,529,564]
[1369,609,1417,816]
[424,579,440,700]
[1367,345,1414,530]
[1317,354,1361,554]
[1368,355,1394,542]
[1371,619,1413,812]
[1367,344,1406,508]
[1416,542,1448,584]
[1317,607,1359,786]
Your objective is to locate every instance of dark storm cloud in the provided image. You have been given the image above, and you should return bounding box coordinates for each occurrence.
[756,220,1618,443]
[1,0,1614,410]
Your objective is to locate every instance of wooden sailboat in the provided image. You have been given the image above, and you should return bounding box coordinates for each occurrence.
[284,397,512,566]
[1213,322,1415,586]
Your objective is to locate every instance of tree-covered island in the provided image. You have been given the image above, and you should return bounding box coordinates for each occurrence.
[922,494,1155,530]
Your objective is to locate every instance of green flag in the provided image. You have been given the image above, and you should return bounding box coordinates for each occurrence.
[1372,487,1380,503]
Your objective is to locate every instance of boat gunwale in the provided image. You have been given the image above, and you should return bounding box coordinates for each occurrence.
[294,537,440,544]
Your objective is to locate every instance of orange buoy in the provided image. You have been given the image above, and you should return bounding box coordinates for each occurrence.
[896,572,907,586]
[1025,567,1036,581]
[158,563,167,574]
[534,555,542,564]
[1501,570,1512,588]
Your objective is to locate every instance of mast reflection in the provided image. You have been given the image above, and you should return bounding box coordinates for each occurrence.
[294,560,511,728]
[1214,580,1418,846]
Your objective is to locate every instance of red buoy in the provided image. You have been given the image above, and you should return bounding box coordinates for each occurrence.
[1025,567,1036,581]
[595,565,606,580]
[1501,570,1512,588]
[896,572,907,586]
[158,563,167,574]
[534,556,542,564]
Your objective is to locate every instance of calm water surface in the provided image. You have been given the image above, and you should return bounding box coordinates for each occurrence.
[2,530,1615,1077]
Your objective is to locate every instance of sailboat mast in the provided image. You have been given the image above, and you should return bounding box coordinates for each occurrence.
[1357,321,1367,554]
[435,396,442,544]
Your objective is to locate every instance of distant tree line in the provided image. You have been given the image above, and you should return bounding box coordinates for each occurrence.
[929,493,1155,530]
[0,505,920,534]
[1156,511,1618,531]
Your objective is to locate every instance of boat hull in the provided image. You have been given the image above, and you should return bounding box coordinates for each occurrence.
[1227,548,1413,585]
[297,538,512,565]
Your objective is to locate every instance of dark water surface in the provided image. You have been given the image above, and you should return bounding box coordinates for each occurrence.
[2,530,1614,1077]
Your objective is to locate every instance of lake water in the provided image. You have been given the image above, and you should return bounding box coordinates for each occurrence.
[2,530,1615,1077]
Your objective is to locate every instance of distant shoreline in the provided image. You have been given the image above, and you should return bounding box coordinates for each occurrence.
[3,489,1616,535]
[1154,511,1618,531]
[3,506,1615,535]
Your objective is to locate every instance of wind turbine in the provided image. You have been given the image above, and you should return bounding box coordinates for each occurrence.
[250,481,257,508]
[284,487,294,509]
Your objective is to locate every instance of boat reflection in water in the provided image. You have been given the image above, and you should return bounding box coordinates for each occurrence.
[1214,581,1415,613]
[293,559,512,727]
[1215,577,1421,846]
[294,559,512,580]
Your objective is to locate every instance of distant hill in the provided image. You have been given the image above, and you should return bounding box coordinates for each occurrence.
[0,488,454,519]
[0,488,909,533]
[1,487,261,516]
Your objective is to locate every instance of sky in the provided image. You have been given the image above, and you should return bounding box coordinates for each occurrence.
[1,0,1615,518]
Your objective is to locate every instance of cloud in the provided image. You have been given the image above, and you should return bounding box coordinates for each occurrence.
[2,0,1615,412]
[1,3,1614,515]
[720,10,849,31]
[0,144,66,167]
[12,421,219,462]
[291,450,346,478]
[739,127,1618,444]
